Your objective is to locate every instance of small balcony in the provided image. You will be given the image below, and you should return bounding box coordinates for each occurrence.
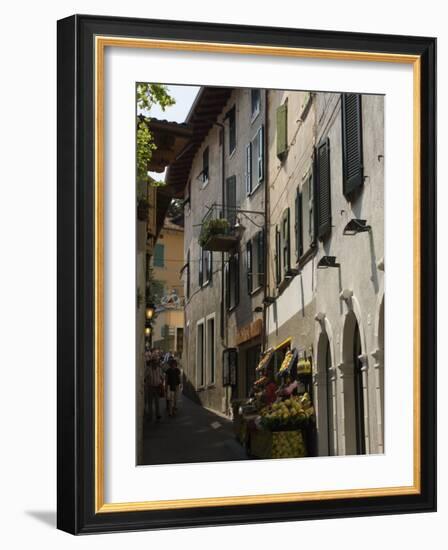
[198,204,241,252]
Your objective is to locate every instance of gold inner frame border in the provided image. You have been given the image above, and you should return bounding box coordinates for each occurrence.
[94,36,421,513]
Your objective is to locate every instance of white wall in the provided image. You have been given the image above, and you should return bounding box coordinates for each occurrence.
[0,1,444,548]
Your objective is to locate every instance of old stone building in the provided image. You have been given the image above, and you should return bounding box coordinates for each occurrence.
[162,86,384,457]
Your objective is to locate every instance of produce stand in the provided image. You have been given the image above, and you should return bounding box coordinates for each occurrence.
[232,343,316,460]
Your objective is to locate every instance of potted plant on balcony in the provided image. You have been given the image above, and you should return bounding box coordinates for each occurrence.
[198,217,238,251]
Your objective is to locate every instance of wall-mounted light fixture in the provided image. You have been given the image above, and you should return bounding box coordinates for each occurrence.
[317,256,340,269]
[343,219,371,235]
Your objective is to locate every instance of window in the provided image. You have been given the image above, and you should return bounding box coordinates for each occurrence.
[153,244,165,267]
[256,125,264,183]
[227,106,236,155]
[295,188,303,260]
[246,231,265,293]
[316,138,331,240]
[197,322,205,387]
[246,240,253,294]
[226,253,240,310]
[276,101,288,158]
[341,93,363,197]
[206,316,215,384]
[245,143,252,195]
[281,208,291,275]
[251,89,261,119]
[202,146,209,185]
[199,247,212,287]
[275,226,281,285]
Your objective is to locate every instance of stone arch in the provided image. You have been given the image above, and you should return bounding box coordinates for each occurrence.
[314,316,338,456]
[339,296,370,455]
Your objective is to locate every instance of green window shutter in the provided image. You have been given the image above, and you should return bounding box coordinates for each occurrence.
[275,226,281,284]
[257,125,264,182]
[341,93,363,197]
[199,248,203,286]
[282,208,291,274]
[295,189,303,260]
[209,251,213,283]
[153,244,165,267]
[276,103,288,158]
[316,139,332,239]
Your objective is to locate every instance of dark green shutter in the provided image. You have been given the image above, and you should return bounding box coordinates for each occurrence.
[235,253,240,306]
[275,226,281,284]
[316,139,331,239]
[153,244,164,267]
[295,189,303,260]
[342,93,363,196]
[276,103,288,158]
[282,208,291,273]
[209,251,213,283]
[199,248,203,286]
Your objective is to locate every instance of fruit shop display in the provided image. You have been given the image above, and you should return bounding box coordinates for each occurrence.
[256,347,274,372]
[260,394,314,431]
[249,429,307,459]
[278,350,294,374]
[271,430,306,458]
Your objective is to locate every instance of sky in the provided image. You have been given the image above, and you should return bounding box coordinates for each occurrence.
[141,84,200,181]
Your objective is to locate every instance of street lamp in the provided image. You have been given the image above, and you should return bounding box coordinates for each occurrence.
[146,304,155,320]
[145,326,151,337]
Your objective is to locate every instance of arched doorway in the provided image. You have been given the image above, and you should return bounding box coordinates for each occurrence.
[342,311,367,455]
[317,331,336,456]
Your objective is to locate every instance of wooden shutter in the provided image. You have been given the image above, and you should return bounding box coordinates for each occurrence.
[295,188,303,260]
[199,248,203,286]
[316,139,331,239]
[276,103,288,158]
[246,143,252,194]
[153,244,164,267]
[282,208,291,273]
[246,241,253,294]
[226,176,237,226]
[341,93,363,196]
[208,251,213,283]
[225,261,230,310]
[257,125,264,181]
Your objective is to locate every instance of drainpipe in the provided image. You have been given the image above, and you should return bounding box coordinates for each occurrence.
[262,89,269,352]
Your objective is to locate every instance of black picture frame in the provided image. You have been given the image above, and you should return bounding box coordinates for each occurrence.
[57,14,436,535]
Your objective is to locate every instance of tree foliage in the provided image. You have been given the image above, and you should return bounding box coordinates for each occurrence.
[136,83,175,182]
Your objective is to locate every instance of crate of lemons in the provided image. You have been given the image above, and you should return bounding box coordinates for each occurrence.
[257,394,315,458]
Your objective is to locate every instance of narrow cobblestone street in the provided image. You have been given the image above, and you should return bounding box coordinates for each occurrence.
[142,394,248,465]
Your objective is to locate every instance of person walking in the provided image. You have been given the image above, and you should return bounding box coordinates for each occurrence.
[145,357,163,422]
[164,357,181,417]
